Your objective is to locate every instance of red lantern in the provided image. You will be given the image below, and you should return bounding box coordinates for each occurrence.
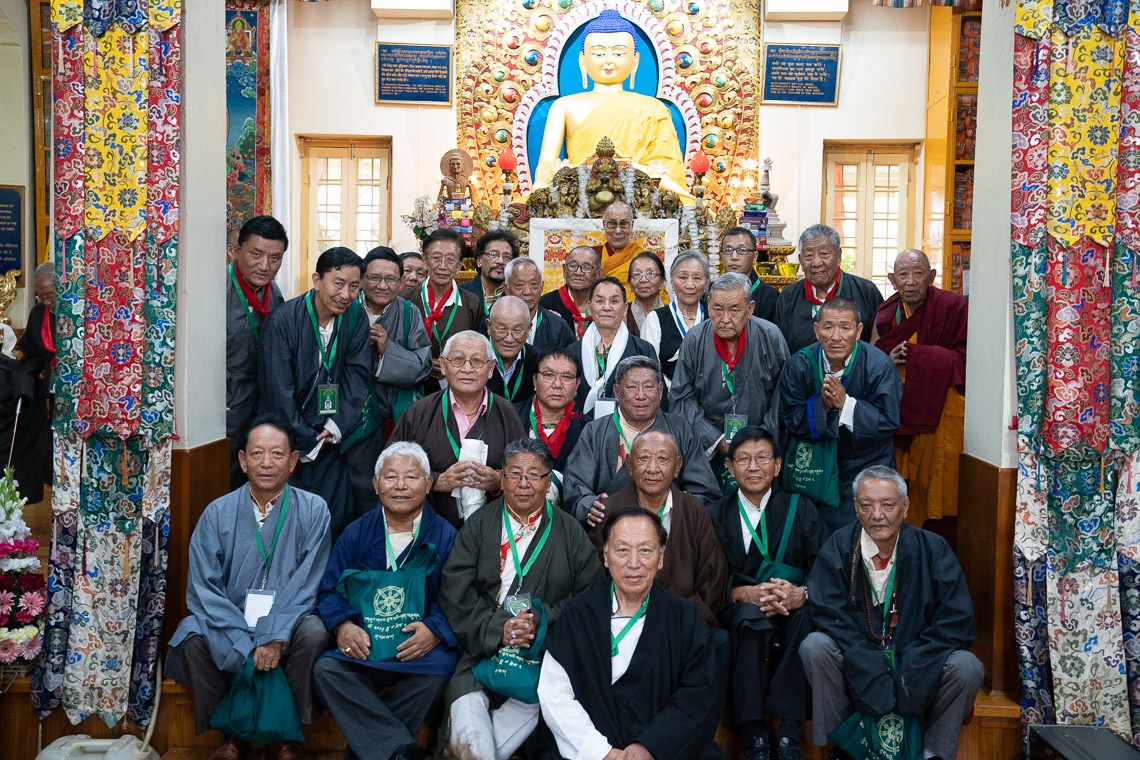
[498,148,518,172]
[689,150,710,175]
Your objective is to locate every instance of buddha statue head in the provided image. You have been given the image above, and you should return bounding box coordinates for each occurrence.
[579,10,639,90]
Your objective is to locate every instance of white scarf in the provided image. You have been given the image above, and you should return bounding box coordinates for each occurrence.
[581,321,630,414]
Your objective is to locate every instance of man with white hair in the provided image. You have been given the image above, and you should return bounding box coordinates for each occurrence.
[313,441,459,760]
[503,256,574,357]
[671,272,789,492]
[801,466,981,760]
[389,330,526,528]
[486,295,540,405]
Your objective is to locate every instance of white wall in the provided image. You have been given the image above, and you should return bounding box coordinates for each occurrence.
[0,0,33,329]
[288,0,457,272]
[757,2,930,246]
[285,0,930,267]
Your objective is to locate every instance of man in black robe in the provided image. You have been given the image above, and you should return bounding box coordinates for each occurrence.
[503,257,575,358]
[802,466,982,760]
[8,262,56,502]
[538,506,726,760]
[227,215,288,488]
[538,246,602,340]
[720,226,779,322]
[774,224,884,354]
[709,427,827,760]
[259,247,371,539]
[486,296,539,405]
[778,297,901,534]
[460,229,518,316]
[564,355,719,523]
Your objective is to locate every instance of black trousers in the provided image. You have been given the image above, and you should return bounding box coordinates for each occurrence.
[728,605,812,726]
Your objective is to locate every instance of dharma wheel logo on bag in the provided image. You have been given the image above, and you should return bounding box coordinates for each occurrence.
[876,713,905,755]
[794,444,813,471]
[373,586,406,617]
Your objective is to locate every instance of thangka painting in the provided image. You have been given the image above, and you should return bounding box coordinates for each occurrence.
[530,218,679,292]
[455,0,760,210]
[226,1,272,228]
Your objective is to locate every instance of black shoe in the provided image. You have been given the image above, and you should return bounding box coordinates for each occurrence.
[775,737,802,760]
[744,734,772,760]
[387,744,427,760]
[827,749,853,760]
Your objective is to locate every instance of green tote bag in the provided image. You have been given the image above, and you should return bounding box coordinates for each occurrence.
[208,654,305,743]
[472,598,548,704]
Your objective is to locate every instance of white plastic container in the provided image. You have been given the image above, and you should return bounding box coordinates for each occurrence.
[36,735,160,760]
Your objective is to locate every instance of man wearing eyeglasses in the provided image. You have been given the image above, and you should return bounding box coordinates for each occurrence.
[401,229,487,394]
[389,330,526,528]
[708,427,827,760]
[344,247,433,518]
[539,245,602,340]
[503,257,575,358]
[592,201,643,292]
[461,230,519,316]
[486,296,540,406]
[721,226,780,323]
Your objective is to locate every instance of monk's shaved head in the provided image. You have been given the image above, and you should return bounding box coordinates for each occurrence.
[893,249,931,271]
[630,430,679,459]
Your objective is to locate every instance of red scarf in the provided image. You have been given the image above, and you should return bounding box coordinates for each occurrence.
[803,269,844,307]
[558,285,592,339]
[41,308,56,371]
[533,400,580,459]
[713,328,747,370]
[424,281,455,334]
[234,264,271,315]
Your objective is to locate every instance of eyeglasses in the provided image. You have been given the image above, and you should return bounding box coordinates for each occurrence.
[490,325,529,340]
[482,250,514,261]
[721,245,755,256]
[443,356,490,369]
[732,453,776,467]
[565,263,598,274]
[603,220,633,231]
[364,275,401,286]
[427,254,461,268]
[537,369,578,383]
[503,470,551,483]
[629,271,661,282]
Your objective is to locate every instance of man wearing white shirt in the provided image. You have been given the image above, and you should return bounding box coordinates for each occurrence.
[538,506,726,760]
[708,427,827,760]
[503,256,575,357]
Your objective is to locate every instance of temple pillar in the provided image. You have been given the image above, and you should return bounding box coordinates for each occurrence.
[166,0,231,643]
[958,0,1017,694]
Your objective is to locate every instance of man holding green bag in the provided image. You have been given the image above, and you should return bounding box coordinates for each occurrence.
[709,427,827,760]
[440,438,603,759]
[313,442,458,760]
[167,417,331,760]
[801,467,982,760]
[778,298,901,535]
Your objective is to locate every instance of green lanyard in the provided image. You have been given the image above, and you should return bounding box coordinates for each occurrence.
[384,515,421,571]
[750,276,761,295]
[504,501,553,582]
[535,310,544,336]
[894,301,910,327]
[596,343,609,377]
[305,292,342,373]
[721,361,737,397]
[738,495,770,562]
[229,264,262,344]
[610,581,651,657]
[495,344,526,402]
[815,340,859,390]
[863,558,898,640]
[423,281,459,346]
[611,411,636,457]
[255,487,290,581]
[441,389,494,460]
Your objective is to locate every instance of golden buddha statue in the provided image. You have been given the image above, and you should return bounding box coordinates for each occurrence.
[533,10,688,198]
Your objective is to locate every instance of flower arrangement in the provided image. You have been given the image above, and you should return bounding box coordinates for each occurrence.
[0,468,44,669]
[400,196,447,242]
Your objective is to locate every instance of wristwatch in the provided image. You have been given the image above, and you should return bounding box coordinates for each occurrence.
[799,585,810,602]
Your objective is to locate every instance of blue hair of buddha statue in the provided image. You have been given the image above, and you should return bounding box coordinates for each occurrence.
[580,9,639,53]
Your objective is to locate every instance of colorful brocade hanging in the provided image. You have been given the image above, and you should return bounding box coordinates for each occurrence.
[1012,0,1140,745]
[32,0,181,730]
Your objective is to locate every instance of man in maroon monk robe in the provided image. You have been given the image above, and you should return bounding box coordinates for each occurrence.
[872,249,967,528]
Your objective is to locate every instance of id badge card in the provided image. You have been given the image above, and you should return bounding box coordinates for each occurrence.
[318,384,339,415]
[724,414,748,444]
[245,590,275,629]
[594,398,616,420]
[503,592,532,616]
[883,647,897,672]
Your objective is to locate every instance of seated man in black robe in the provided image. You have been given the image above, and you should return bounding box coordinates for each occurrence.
[503,257,575,358]
[802,466,982,760]
[538,506,727,760]
[709,427,827,760]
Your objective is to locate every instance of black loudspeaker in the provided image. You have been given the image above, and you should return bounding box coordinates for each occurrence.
[1028,724,1140,760]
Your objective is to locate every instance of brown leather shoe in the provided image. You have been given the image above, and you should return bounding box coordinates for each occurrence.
[266,741,308,760]
[207,736,248,760]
